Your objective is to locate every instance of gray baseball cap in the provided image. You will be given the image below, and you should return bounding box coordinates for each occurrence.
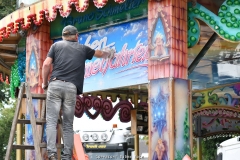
[62,25,78,36]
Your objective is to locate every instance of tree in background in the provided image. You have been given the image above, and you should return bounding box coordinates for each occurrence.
[0,0,16,20]
[0,0,18,159]
[201,136,229,160]
[0,82,16,159]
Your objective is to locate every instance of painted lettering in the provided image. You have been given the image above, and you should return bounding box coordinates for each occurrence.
[84,62,92,78]
[95,0,144,21]
[84,42,148,78]
[114,47,131,68]
[61,13,95,26]
[131,40,148,63]
[84,35,115,50]
[91,59,101,75]
[100,59,109,75]
[60,0,146,27]
[130,0,143,9]
[96,10,107,20]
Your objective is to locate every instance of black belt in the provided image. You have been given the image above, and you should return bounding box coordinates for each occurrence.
[52,77,66,82]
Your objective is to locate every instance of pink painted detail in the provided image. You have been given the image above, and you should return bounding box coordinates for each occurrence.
[182,154,192,160]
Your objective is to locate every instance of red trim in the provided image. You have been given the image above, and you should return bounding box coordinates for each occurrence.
[0,0,126,42]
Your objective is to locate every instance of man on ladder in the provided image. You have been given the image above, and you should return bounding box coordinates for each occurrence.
[42,25,116,160]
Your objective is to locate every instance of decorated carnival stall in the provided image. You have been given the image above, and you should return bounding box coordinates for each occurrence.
[1,0,240,160]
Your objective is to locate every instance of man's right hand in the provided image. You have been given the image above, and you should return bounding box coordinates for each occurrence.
[102,48,116,59]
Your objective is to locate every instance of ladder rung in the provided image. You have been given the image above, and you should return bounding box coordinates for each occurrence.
[12,143,64,150]
[39,143,64,148]
[17,118,62,124]
[17,118,46,124]
[23,93,46,99]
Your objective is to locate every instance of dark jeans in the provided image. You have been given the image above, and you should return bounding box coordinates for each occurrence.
[46,80,77,160]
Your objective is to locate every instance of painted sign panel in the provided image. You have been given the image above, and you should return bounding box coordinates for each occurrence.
[54,18,148,93]
[149,78,191,160]
[150,79,169,160]
[83,19,148,92]
[193,116,240,137]
[50,0,148,39]
[192,83,240,109]
[192,82,240,138]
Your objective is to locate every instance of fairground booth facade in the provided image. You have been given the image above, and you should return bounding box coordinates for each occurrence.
[1,0,240,160]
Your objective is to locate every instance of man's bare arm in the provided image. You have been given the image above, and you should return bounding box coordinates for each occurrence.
[42,57,52,88]
[94,48,116,59]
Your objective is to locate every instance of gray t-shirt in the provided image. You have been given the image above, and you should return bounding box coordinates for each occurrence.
[47,40,95,94]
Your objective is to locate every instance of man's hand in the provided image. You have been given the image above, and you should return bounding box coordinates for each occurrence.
[42,57,52,91]
[42,83,48,90]
[102,48,116,59]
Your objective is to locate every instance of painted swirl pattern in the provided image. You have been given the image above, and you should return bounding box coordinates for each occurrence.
[75,95,133,122]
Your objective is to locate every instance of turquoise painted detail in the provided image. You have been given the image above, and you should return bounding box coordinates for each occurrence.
[188,0,240,48]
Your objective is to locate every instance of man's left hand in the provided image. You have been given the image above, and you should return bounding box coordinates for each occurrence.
[42,83,48,90]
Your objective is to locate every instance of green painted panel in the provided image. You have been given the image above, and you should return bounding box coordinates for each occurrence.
[50,0,147,39]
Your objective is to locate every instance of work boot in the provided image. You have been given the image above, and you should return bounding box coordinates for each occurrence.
[49,154,57,160]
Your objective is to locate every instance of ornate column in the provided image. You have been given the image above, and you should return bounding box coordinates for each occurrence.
[148,0,192,159]
[26,20,52,94]
[23,20,53,159]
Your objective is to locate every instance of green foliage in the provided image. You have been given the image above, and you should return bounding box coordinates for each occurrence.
[0,106,16,159]
[0,83,12,110]
[0,83,16,159]
[192,138,198,160]
[175,108,191,160]
[201,137,229,160]
[10,59,20,98]
[0,0,16,20]
[183,109,191,155]
[175,151,185,160]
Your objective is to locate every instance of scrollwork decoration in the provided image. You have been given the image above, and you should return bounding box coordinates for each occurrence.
[75,95,133,122]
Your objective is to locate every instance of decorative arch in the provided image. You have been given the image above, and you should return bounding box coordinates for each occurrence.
[0,0,126,41]
[193,106,240,138]
[148,4,171,58]
[192,82,240,138]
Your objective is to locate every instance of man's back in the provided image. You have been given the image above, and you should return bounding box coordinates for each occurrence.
[48,40,95,94]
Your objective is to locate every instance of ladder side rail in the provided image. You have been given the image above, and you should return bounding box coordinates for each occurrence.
[25,83,42,160]
[39,99,46,143]
[5,83,25,160]
[39,99,46,157]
